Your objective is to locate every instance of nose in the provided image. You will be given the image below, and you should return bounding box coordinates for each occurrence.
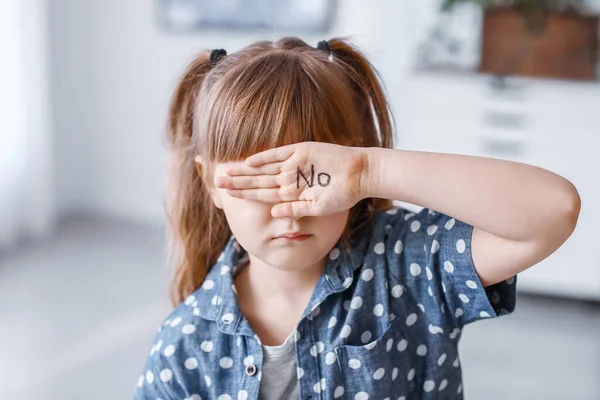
[280,215,303,223]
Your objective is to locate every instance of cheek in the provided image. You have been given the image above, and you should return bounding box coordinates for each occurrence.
[319,210,351,236]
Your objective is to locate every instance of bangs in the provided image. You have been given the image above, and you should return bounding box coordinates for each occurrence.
[198,50,363,163]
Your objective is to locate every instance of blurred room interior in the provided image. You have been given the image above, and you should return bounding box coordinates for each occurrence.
[0,0,599,399]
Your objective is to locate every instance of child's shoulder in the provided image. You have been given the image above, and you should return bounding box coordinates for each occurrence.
[371,204,467,240]
[151,290,218,351]
[375,203,453,221]
[136,291,220,397]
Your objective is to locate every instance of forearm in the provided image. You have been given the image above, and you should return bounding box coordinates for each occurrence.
[364,147,580,243]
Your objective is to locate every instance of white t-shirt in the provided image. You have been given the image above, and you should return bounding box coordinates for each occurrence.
[259,331,299,399]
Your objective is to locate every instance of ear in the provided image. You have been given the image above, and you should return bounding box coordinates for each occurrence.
[194,155,223,209]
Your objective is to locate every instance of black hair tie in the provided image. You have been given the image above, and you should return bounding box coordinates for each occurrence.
[317,40,330,53]
[317,40,333,61]
[210,49,227,64]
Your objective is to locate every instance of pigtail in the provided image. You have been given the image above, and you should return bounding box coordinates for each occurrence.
[323,39,395,249]
[166,51,230,306]
[327,39,394,150]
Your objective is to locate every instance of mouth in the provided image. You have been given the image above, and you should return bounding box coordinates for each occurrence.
[274,232,312,241]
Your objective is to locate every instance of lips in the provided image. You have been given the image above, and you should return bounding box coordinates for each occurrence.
[276,232,310,239]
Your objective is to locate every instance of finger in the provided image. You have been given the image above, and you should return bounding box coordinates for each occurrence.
[272,201,313,219]
[225,162,283,176]
[215,174,279,190]
[226,188,289,203]
[245,145,295,167]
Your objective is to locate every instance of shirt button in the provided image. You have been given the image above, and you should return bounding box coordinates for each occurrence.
[221,313,234,324]
[245,364,257,376]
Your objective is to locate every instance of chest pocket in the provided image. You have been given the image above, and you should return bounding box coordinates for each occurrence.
[333,316,417,399]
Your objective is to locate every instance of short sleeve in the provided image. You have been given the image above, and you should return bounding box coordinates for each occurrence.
[386,207,517,330]
[430,209,517,327]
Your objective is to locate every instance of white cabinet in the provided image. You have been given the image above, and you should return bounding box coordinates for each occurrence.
[398,72,600,300]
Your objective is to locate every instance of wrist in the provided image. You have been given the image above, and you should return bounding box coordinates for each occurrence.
[360,147,382,199]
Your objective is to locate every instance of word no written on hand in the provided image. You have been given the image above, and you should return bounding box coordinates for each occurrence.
[297,165,331,189]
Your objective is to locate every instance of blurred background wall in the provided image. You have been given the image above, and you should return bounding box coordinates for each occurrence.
[1,0,599,399]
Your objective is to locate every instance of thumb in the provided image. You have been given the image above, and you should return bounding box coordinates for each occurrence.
[272,201,312,219]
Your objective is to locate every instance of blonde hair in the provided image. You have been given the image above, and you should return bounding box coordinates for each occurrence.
[167,37,394,306]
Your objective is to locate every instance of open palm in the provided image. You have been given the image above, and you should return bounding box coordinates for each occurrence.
[214,142,369,218]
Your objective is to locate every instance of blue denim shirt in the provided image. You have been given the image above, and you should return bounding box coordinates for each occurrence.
[135,207,516,399]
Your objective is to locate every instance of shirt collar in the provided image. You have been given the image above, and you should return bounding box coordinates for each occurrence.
[191,234,366,337]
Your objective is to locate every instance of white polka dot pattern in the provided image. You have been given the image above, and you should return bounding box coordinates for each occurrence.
[134,207,516,400]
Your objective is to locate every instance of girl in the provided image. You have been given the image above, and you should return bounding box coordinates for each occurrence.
[134,37,580,400]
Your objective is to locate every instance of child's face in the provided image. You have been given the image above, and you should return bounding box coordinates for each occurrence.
[209,162,350,272]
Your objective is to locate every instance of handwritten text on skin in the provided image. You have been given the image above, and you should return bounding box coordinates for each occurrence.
[297,165,331,189]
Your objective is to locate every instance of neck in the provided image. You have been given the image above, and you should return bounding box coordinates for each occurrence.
[234,253,326,304]
[233,253,327,345]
